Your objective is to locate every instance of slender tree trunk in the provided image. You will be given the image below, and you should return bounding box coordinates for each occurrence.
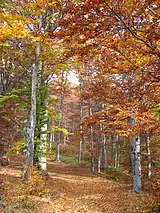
[47,120,52,151]
[55,118,61,162]
[83,136,87,152]
[102,134,108,170]
[114,135,118,168]
[146,136,152,178]
[130,136,142,193]
[78,140,82,163]
[90,125,94,174]
[78,96,83,163]
[97,131,101,173]
[117,142,121,168]
[129,117,142,193]
[63,119,67,145]
[89,102,94,174]
[39,122,47,171]
[22,41,40,181]
[55,95,63,162]
[38,61,49,171]
[55,131,60,162]
[0,71,9,95]
[50,132,54,149]
[111,134,115,167]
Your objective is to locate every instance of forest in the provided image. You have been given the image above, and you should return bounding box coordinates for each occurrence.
[0,0,160,212]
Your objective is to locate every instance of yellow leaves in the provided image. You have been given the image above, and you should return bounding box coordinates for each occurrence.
[32,36,41,42]
[35,0,60,11]
[0,11,32,41]
[47,0,62,8]
[21,170,47,196]
[36,0,47,7]
[109,68,119,74]
[2,115,10,121]
[51,126,70,136]
[122,0,140,13]
[47,63,69,75]
[131,51,153,66]
[0,42,11,47]
[0,23,30,41]
[23,0,60,16]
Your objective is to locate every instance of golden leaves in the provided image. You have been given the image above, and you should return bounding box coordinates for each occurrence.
[0,24,30,41]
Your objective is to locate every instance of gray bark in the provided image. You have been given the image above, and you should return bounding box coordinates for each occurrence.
[48,120,54,151]
[55,135,60,162]
[97,132,101,173]
[78,101,83,163]
[55,95,63,162]
[100,103,108,170]
[90,125,94,174]
[50,132,54,147]
[22,41,40,180]
[111,134,115,166]
[114,135,118,168]
[130,136,142,193]
[102,134,108,170]
[78,140,82,163]
[78,77,84,162]
[39,122,47,171]
[0,71,9,95]
[129,116,142,193]
[117,142,121,168]
[89,102,94,174]
[146,136,152,178]
[83,136,87,152]
[63,119,67,145]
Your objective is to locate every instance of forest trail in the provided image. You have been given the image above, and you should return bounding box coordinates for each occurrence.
[44,161,153,213]
[0,161,155,213]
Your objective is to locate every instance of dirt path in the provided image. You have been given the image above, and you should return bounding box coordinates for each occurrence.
[45,162,153,213]
[0,162,156,213]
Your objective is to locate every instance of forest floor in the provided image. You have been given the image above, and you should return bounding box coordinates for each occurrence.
[0,156,159,213]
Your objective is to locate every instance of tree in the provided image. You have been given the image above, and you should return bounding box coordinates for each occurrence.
[0,0,71,179]
[56,0,160,193]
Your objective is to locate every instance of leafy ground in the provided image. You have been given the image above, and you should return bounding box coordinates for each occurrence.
[0,156,159,213]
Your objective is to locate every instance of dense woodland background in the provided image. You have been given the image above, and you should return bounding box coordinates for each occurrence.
[0,0,160,212]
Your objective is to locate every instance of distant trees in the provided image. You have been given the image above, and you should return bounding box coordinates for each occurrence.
[58,0,160,193]
[0,0,159,194]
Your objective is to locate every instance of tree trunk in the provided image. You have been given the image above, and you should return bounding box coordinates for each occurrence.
[102,134,108,170]
[50,132,54,149]
[55,119,61,162]
[89,102,94,174]
[63,119,67,145]
[90,125,94,174]
[97,132,101,173]
[78,140,82,163]
[55,133,60,162]
[47,120,53,151]
[83,136,87,152]
[78,96,83,163]
[117,142,121,168]
[22,41,40,181]
[114,135,118,168]
[39,122,47,171]
[146,136,152,179]
[111,134,115,167]
[130,136,142,193]
[55,95,63,162]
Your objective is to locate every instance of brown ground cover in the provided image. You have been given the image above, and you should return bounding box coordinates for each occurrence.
[0,156,159,213]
